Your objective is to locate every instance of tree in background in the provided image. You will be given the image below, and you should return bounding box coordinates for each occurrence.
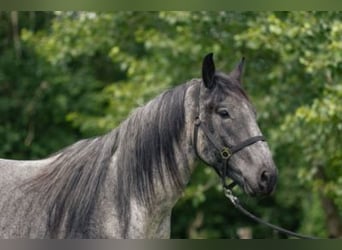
[0,11,340,238]
[234,12,342,237]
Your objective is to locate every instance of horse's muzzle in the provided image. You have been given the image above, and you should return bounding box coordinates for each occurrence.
[257,167,278,195]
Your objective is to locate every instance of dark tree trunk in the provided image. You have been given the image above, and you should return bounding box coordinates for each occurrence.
[319,194,342,238]
[315,166,342,238]
[10,11,21,59]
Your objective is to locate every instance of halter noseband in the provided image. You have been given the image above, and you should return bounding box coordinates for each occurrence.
[192,83,266,188]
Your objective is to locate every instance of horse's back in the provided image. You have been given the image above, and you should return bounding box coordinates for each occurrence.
[0,157,55,238]
[0,157,55,186]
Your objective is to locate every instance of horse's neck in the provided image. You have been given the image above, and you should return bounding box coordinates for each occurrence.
[96,82,200,238]
[162,81,200,190]
[152,81,200,202]
[183,80,202,173]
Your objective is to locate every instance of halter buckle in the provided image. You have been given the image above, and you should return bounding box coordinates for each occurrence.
[220,147,232,159]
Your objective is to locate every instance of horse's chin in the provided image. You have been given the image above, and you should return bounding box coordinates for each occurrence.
[243,182,257,197]
[226,168,248,192]
[226,168,258,197]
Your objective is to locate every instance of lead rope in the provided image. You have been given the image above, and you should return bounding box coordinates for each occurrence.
[223,183,320,239]
[219,146,319,239]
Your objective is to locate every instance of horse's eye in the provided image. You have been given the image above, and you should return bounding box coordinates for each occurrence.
[217,108,230,119]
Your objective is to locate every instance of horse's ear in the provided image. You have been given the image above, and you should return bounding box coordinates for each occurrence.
[202,53,216,89]
[229,57,245,84]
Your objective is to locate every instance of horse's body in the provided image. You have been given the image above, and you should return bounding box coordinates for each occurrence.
[0,54,277,238]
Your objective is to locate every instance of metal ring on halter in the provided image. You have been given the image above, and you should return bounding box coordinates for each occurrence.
[220,147,232,160]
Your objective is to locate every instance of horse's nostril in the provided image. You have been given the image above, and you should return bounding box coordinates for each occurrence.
[259,169,277,194]
[259,170,271,192]
[261,171,270,183]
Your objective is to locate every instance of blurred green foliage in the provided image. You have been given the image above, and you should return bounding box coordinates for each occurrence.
[0,11,341,238]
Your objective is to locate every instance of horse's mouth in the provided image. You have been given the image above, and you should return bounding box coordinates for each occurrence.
[243,182,257,196]
[226,167,257,196]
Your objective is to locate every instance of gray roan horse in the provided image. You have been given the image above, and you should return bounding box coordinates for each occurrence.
[0,53,277,238]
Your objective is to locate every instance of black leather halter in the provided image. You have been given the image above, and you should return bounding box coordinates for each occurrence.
[193,117,265,188]
[192,83,265,188]
[192,83,319,239]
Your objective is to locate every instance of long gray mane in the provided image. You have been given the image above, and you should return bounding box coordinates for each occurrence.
[20,82,191,238]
